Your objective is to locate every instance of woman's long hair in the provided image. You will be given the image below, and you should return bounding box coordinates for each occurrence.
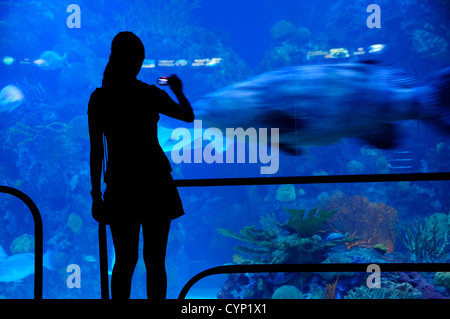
[102,32,145,87]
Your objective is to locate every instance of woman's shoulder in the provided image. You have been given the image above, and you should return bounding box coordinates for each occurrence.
[136,80,161,93]
[136,80,173,105]
[89,86,107,101]
[87,86,115,115]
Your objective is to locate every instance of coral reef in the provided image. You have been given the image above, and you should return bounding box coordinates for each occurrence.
[10,233,34,254]
[320,246,388,281]
[67,213,82,234]
[412,29,449,56]
[217,273,251,299]
[269,20,310,44]
[400,272,446,299]
[218,207,337,264]
[275,184,296,202]
[344,160,365,174]
[1,0,450,300]
[270,20,296,43]
[434,272,450,291]
[320,192,398,252]
[217,206,342,298]
[395,212,449,262]
[280,207,337,238]
[271,285,303,299]
[324,277,339,299]
[373,243,388,254]
[345,281,422,299]
[258,20,311,71]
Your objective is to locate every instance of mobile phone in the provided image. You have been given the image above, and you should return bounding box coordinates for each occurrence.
[158,76,169,86]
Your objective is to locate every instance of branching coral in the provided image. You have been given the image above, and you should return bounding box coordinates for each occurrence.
[395,213,449,262]
[218,207,337,264]
[279,207,337,238]
[345,281,423,299]
[324,276,339,299]
[320,192,398,252]
[217,224,277,257]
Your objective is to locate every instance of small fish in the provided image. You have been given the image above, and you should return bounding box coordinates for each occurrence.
[33,51,71,70]
[0,84,25,113]
[325,232,348,241]
[175,59,188,67]
[83,255,97,263]
[205,58,222,67]
[141,59,155,69]
[32,59,47,66]
[368,44,386,53]
[2,56,15,65]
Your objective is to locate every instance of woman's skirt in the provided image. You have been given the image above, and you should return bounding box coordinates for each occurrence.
[103,173,185,223]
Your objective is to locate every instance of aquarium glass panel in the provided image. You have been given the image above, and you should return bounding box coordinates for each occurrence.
[0,0,449,299]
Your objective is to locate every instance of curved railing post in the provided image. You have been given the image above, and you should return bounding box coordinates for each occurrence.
[0,186,43,300]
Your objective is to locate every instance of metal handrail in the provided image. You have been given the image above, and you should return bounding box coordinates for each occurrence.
[177,263,450,299]
[173,172,450,299]
[173,172,450,187]
[1,173,447,299]
[0,186,43,300]
[99,223,109,299]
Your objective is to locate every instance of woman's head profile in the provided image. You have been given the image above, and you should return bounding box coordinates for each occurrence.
[103,31,145,86]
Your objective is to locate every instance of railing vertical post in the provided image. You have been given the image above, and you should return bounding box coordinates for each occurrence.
[99,223,109,299]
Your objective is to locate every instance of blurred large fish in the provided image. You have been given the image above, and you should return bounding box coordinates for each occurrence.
[0,245,53,282]
[194,62,450,154]
[0,84,24,113]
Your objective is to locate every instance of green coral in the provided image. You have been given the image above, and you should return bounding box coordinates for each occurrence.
[218,208,337,264]
[272,285,303,299]
[345,281,422,299]
[395,212,449,262]
[10,233,35,254]
[217,225,277,247]
[270,20,296,42]
[280,207,337,238]
[434,272,450,290]
[67,213,83,234]
[345,160,365,174]
[276,184,296,202]
[373,243,388,254]
[217,223,278,259]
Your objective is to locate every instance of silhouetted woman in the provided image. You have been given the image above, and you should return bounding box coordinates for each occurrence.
[88,31,194,299]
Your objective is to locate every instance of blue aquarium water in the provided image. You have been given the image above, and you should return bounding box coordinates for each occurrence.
[0,0,449,299]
